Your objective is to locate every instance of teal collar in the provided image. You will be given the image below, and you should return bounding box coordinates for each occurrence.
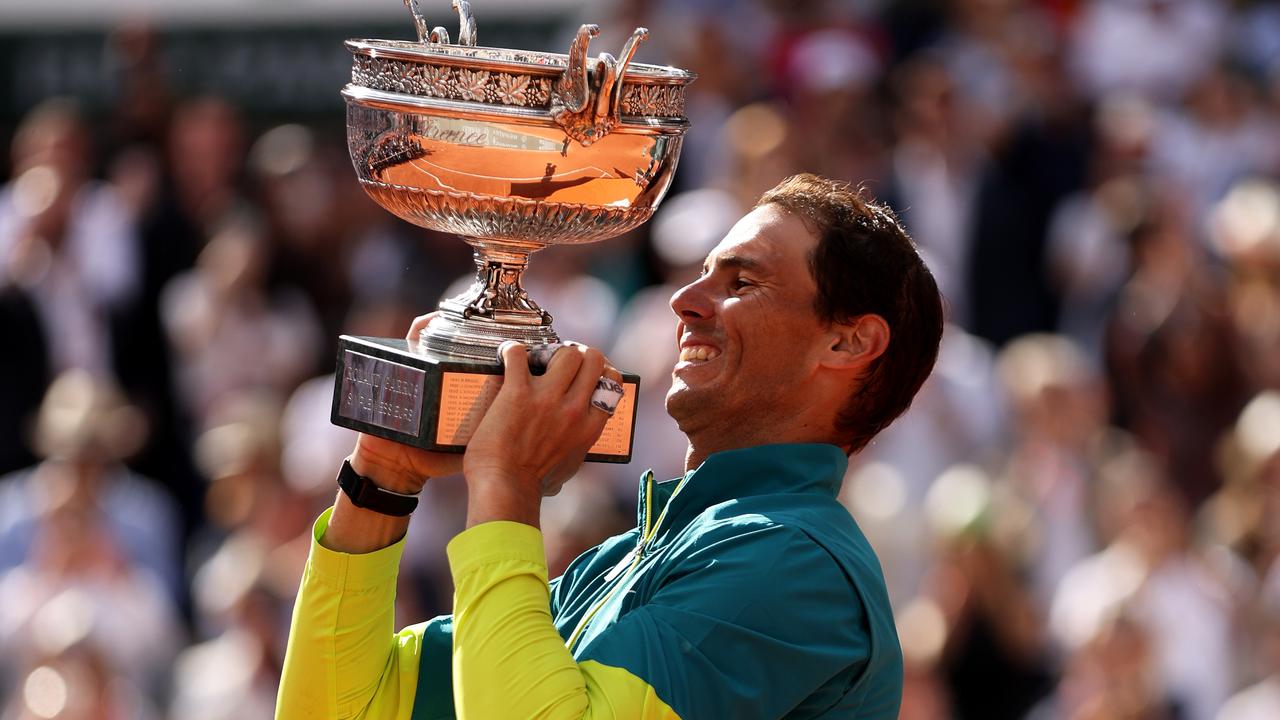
[636,443,848,546]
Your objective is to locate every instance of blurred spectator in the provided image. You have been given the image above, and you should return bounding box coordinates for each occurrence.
[177,394,314,718]
[1034,610,1180,720]
[250,123,354,349]
[716,101,802,211]
[1045,94,1153,362]
[1069,0,1229,102]
[171,535,283,720]
[896,597,953,720]
[105,22,174,152]
[160,217,321,426]
[2,648,161,720]
[138,96,252,311]
[994,334,1111,608]
[1204,391,1280,588]
[0,376,181,706]
[1211,390,1280,719]
[0,99,141,474]
[0,370,182,604]
[1050,453,1244,720]
[918,463,1056,720]
[1150,65,1280,226]
[1104,197,1253,506]
[1217,605,1280,719]
[779,27,888,186]
[1211,178,1280,392]
[0,502,179,706]
[0,96,192,521]
[887,52,984,325]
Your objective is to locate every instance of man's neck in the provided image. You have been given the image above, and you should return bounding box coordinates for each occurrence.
[683,426,842,474]
[675,396,852,473]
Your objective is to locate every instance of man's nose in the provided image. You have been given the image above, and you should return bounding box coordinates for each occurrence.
[670,276,713,321]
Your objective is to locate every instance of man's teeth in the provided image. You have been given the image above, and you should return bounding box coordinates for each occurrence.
[679,346,721,362]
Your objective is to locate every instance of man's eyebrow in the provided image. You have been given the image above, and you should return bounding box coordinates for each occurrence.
[705,254,764,273]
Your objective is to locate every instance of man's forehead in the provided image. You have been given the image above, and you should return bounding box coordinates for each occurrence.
[703,205,813,269]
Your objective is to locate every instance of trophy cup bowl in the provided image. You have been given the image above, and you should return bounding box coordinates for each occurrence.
[332,1,693,463]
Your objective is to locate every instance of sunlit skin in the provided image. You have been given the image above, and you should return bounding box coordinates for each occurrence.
[667,204,890,471]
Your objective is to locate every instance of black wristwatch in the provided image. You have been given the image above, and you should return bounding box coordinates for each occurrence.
[336,459,420,516]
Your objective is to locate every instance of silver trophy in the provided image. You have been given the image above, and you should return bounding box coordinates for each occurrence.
[332,0,692,462]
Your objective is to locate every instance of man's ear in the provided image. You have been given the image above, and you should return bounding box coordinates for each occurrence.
[821,314,890,371]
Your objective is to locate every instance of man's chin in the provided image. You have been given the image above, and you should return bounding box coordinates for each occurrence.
[664,380,711,425]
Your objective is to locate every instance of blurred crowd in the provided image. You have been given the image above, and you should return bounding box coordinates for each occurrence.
[1,0,1280,718]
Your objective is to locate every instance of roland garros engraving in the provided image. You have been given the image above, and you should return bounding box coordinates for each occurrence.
[338,350,426,436]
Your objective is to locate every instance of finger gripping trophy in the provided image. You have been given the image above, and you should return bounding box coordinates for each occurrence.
[332,0,693,462]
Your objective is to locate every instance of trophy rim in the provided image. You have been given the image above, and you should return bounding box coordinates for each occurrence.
[345,38,697,85]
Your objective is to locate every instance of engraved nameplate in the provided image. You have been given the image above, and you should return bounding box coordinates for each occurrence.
[338,350,426,436]
[436,371,637,457]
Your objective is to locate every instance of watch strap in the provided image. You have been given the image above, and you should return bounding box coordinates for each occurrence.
[337,459,420,516]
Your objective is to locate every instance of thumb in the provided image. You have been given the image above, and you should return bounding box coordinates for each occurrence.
[497,341,531,390]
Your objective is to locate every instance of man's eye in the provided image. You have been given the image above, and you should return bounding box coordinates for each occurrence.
[731,278,754,290]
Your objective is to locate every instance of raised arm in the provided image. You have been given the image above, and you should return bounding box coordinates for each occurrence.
[276,432,463,719]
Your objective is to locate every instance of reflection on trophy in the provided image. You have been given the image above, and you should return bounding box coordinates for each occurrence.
[331,0,693,462]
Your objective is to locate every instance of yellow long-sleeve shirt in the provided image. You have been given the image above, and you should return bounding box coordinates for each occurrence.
[277,445,901,720]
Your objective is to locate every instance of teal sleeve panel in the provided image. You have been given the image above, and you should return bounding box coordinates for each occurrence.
[576,522,890,720]
[409,616,455,720]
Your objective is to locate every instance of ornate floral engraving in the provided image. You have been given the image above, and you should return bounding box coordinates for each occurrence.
[493,73,531,106]
[625,84,662,116]
[351,53,686,119]
[457,69,489,102]
[525,77,549,107]
[621,84,685,118]
[423,65,455,97]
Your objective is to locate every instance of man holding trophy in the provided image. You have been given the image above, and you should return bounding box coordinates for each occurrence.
[278,3,943,718]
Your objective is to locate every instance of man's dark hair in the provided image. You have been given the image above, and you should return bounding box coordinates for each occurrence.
[758,173,944,453]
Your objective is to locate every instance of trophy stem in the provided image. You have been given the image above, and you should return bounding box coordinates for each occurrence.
[420,240,560,361]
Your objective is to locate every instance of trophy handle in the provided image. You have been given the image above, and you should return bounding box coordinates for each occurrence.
[404,0,431,43]
[611,28,650,113]
[553,24,601,116]
[551,25,649,146]
[452,0,477,46]
[407,0,477,46]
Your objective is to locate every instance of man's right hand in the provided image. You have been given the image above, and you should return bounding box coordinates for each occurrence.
[349,432,463,495]
[321,433,463,554]
[320,312,466,554]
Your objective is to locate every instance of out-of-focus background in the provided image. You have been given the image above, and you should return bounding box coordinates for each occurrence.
[1,0,1279,717]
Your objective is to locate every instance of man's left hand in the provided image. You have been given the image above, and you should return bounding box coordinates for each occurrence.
[462,341,621,528]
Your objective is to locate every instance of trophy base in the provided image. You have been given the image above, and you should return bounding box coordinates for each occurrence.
[331,335,639,463]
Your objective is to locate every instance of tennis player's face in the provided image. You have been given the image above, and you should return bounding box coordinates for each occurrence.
[665,205,830,435]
